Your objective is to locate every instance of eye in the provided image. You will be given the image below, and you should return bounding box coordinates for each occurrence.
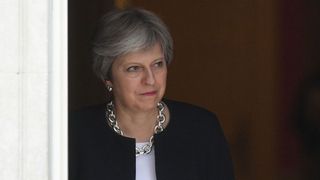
[126,66,141,72]
[154,61,164,68]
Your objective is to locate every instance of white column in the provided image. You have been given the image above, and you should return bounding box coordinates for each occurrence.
[0,0,68,179]
[48,0,68,180]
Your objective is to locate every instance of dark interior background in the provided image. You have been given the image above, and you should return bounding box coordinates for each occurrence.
[69,0,320,179]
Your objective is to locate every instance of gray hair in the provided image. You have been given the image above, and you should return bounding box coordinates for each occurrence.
[92,8,173,81]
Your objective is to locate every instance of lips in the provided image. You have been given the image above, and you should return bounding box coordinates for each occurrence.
[141,91,157,96]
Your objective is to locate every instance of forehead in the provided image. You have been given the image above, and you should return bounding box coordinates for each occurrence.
[114,43,164,66]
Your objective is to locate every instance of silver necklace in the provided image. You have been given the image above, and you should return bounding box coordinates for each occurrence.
[106,101,166,156]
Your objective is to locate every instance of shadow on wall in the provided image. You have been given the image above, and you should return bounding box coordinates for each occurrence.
[294,74,320,180]
[68,0,114,110]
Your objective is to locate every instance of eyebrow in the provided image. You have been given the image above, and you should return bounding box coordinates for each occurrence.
[122,57,165,66]
[152,57,165,62]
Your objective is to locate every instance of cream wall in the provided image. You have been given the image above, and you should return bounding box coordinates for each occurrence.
[0,0,67,179]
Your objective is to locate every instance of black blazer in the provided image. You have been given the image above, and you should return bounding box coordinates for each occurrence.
[69,99,234,180]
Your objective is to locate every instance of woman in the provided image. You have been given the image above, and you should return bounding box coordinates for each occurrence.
[69,8,234,180]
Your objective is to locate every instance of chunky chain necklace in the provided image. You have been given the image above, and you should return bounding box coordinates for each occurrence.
[106,101,166,156]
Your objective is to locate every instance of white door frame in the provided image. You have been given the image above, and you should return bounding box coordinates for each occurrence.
[48,0,68,180]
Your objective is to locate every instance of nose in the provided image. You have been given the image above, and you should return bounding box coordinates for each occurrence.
[143,68,155,85]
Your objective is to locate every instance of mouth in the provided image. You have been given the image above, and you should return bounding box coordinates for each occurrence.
[141,91,157,96]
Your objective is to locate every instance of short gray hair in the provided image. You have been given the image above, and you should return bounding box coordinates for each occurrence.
[92,8,173,81]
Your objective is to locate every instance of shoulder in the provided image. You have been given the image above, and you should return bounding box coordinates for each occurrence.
[164,99,218,121]
[163,99,230,158]
[70,104,105,117]
[69,104,105,120]
[164,99,220,130]
[162,99,234,178]
[69,104,106,133]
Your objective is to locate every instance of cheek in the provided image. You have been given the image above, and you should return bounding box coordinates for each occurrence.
[160,71,168,83]
[112,76,132,91]
[118,78,137,90]
[157,71,167,88]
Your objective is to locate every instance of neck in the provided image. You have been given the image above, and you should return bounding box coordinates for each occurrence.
[115,104,158,142]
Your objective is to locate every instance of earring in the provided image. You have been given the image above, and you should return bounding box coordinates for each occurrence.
[106,85,113,92]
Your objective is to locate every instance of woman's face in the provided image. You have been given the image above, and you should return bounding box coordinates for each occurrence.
[106,43,167,112]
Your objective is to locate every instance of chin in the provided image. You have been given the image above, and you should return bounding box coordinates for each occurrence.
[137,98,160,111]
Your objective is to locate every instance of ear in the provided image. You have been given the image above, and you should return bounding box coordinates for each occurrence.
[104,80,113,87]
